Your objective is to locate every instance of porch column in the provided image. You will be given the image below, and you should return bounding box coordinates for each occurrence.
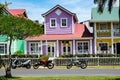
[94,23,97,54]
[73,40,75,55]
[46,40,47,55]
[111,22,114,54]
[24,40,27,54]
[90,39,92,54]
[57,40,59,57]
[40,40,43,55]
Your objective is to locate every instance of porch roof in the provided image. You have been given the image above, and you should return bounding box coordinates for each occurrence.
[25,24,93,41]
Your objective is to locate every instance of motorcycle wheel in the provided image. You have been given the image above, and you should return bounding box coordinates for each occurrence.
[12,66,16,69]
[26,64,31,69]
[80,63,87,69]
[66,63,72,69]
[47,63,54,69]
[33,64,39,69]
[0,65,2,69]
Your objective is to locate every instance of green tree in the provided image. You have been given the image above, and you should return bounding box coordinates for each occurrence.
[94,0,117,13]
[0,5,43,78]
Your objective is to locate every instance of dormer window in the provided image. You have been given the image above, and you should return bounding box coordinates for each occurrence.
[50,18,56,27]
[61,18,67,27]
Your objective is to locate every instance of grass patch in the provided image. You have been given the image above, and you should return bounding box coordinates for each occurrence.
[0,76,120,80]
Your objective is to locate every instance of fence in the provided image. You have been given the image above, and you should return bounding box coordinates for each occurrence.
[54,57,120,66]
[0,57,120,66]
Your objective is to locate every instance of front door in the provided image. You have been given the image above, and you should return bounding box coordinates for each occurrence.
[47,42,56,57]
[117,43,120,54]
[62,41,72,55]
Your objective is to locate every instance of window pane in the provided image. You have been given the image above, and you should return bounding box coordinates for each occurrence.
[63,47,66,52]
[62,19,67,26]
[68,47,70,52]
[100,24,107,30]
[48,46,50,52]
[51,19,56,27]
[99,43,108,51]
[0,45,4,54]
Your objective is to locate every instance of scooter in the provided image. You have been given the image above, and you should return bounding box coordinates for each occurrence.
[12,57,31,69]
[33,59,54,69]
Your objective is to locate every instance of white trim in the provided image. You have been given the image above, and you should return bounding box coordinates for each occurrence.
[90,39,92,54]
[0,42,8,55]
[61,41,72,55]
[76,41,89,54]
[73,40,75,55]
[61,18,67,27]
[40,40,43,55]
[111,22,114,54]
[99,23,107,31]
[42,5,75,17]
[57,40,59,57]
[50,18,57,28]
[29,42,41,54]
[46,40,47,55]
[98,42,109,53]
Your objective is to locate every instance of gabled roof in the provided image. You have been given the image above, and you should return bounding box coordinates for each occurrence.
[5,8,28,18]
[25,24,92,41]
[90,7,119,22]
[42,5,78,22]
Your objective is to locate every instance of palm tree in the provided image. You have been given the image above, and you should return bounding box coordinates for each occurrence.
[94,0,117,13]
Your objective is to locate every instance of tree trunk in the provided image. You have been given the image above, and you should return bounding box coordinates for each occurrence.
[5,38,12,78]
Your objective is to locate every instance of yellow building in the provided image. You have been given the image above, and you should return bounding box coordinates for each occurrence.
[90,7,120,54]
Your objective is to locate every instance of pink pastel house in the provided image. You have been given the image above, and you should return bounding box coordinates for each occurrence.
[25,5,93,58]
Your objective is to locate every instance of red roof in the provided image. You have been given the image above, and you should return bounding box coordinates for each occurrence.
[25,24,92,41]
[6,8,26,16]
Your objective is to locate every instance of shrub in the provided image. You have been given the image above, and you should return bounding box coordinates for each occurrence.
[40,55,49,60]
[13,50,23,55]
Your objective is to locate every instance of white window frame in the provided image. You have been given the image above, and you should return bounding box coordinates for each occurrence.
[76,41,89,54]
[61,18,67,27]
[47,42,56,57]
[61,41,72,55]
[50,18,57,28]
[0,43,7,55]
[98,42,109,53]
[29,42,41,54]
[113,23,119,32]
[99,23,107,32]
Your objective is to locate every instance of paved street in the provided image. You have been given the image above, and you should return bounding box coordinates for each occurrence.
[0,68,120,76]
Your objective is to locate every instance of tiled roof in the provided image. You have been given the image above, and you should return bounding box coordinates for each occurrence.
[6,8,26,16]
[25,24,92,41]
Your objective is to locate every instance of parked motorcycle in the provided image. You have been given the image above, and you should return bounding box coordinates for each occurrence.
[12,57,31,69]
[66,59,87,69]
[33,59,54,69]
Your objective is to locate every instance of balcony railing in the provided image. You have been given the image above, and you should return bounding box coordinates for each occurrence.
[97,30,111,37]
[114,30,120,37]
[97,30,120,37]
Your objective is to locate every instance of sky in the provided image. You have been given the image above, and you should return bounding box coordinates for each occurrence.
[0,0,119,24]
